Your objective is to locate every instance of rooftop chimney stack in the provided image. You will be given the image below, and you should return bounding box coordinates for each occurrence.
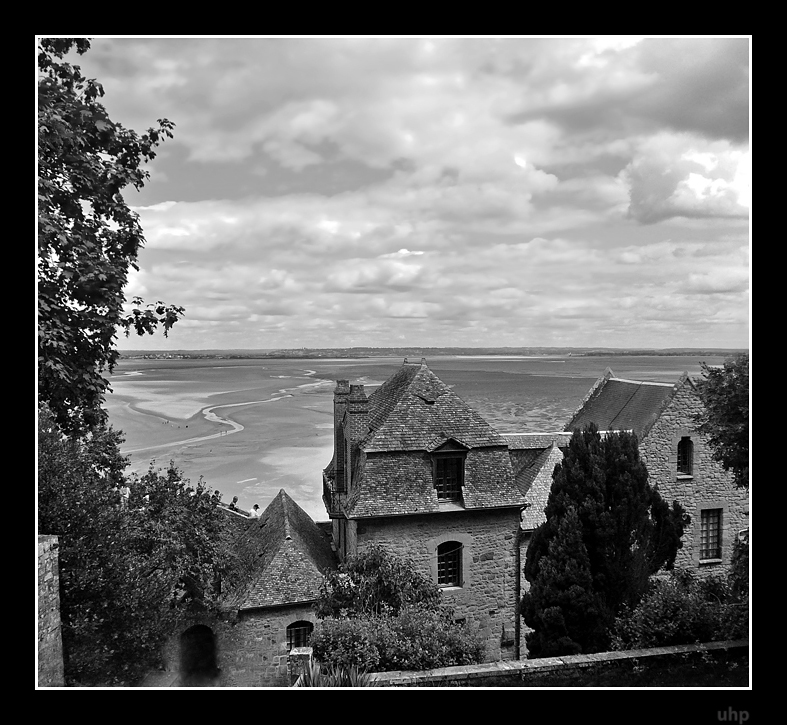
[347,384,370,444]
[333,380,350,488]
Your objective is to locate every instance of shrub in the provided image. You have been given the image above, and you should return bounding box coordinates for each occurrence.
[294,662,374,687]
[311,605,485,672]
[611,569,748,650]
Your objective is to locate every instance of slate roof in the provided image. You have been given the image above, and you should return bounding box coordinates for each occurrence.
[519,444,564,531]
[343,360,522,518]
[564,369,678,440]
[224,489,336,611]
[362,361,508,452]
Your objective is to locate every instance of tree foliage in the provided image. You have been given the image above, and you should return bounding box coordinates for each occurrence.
[522,425,689,657]
[611,568,748,650]
[311,606,485,673]
[695,353,750,489]
[38,38,182,434]
[311,547,483,672]
[314,545,442,619]
[38,405,238,686]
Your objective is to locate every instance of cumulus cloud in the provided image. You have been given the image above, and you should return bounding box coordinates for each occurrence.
[70,37,748,350]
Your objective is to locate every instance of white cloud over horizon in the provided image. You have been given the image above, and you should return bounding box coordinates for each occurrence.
[57,36,750,350]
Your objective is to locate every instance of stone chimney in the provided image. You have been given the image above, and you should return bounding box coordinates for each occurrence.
[347,384,370,443]
[333,380,350,491]
[344,384,370,494]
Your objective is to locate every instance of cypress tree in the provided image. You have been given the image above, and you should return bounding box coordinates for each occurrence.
[522,424,688,656]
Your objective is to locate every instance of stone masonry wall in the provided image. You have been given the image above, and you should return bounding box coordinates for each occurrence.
[38,535,64,687]
[159,604,318,687]
[355,509,521,663]
[640,381,749,572]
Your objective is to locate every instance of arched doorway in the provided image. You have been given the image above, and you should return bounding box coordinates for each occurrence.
[180,625,219,686]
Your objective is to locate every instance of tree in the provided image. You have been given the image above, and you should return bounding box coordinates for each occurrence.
[695,353,750,489]
[38,38,182,434]
[314,545,442,619]
[522,425,689,657]
[38,404,239,686]
[311,547,484,672]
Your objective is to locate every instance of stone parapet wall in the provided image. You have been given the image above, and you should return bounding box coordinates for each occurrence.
[38,535,64,687]
[370,639,749,687]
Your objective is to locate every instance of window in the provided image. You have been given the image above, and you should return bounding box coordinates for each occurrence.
[434,456,463,500]
[700,509,723,561]
[437,541,462,587]
[677,436,693,476]
[286,621,314,651]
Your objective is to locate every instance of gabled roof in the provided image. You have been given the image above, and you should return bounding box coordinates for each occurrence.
[519,444,564,531]
[362,360,507,452]
[343,360,521,518]
[564,368,679,440]
[225,489,336,611]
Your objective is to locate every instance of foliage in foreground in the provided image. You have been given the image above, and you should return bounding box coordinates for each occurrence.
[38,405,239,686]
[611,563,749,650]
[314,545,442,619]
[522,425,689,658]
[311,605,485,673]
[695,353,750,489]
[293,662,375,687]
[38,38,182,435]
[312,547,483,672]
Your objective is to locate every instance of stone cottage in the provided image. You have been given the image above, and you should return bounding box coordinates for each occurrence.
[563,368,749,571]
[322,358,526,661]
[157,489,337,687]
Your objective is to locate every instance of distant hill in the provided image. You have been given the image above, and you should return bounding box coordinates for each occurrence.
[116,346,747,360]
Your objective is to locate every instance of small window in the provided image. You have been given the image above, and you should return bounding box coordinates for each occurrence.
[434,457,463,500]
[286,621,314,651]
[677,436,693,476]
[437,541,462,587]
[700,509,723,561]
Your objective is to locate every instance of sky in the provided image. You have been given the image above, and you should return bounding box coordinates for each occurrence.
[59,36,750,351]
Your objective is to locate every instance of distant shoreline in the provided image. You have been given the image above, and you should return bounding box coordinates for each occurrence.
[117,347,747,361]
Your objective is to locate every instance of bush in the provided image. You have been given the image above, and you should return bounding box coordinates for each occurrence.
[611,569,748,650]
[311,605,485,672]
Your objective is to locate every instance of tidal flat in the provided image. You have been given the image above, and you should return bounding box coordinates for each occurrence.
[105,353,731,522]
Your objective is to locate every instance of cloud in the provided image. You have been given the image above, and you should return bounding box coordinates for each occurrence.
[67,37,748,350]
[623,134,750,223]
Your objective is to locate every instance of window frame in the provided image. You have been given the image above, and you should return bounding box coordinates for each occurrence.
[677,436,694,476]
[437,540,463,588]
[285,620,314,652]
[433,455,464,501]
[699,508,723,561]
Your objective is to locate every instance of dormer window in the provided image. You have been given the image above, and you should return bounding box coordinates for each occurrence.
[430,439,468,502]
[435,456,463,500]
[677,436,693,476]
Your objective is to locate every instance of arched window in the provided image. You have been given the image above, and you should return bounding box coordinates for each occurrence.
[286,620,314,651]
[437,541,462,587]
[677,436,693,476]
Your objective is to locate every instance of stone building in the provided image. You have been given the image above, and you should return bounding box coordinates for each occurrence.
[564,368,749,572]
[322,359,526,661]
[156,490,337,687]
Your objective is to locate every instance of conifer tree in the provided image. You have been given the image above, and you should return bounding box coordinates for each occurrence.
[522,425,688,656]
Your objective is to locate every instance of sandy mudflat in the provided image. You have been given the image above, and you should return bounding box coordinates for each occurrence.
[106,365,337,520]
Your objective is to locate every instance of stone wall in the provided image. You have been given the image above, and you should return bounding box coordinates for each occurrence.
[640,381,749,572]
[38,535,64,687]
[157,604,318,687]
[370,639,749,687]
[355,508,521,662]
